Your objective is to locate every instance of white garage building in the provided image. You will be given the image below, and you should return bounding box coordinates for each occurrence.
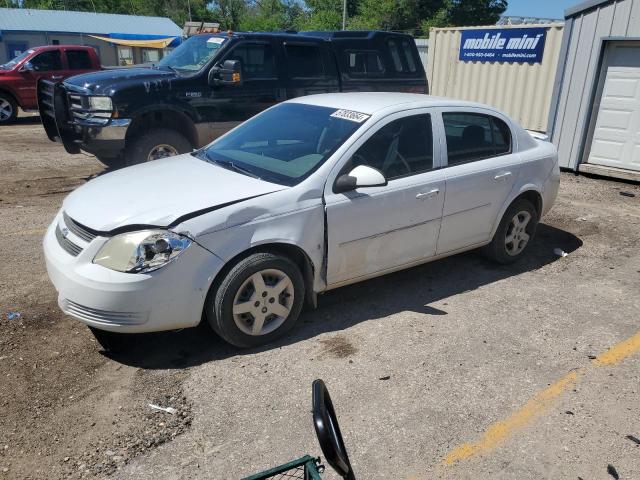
[549,0,640,181]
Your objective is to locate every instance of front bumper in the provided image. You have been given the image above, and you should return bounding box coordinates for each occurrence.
[43,212,224,333]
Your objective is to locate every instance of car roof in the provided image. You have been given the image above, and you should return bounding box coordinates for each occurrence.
[30,45,93,51]
[286,92,494,115]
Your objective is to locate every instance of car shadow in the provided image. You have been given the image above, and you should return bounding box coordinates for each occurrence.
[13,114,42,125]
[105,223,583,369]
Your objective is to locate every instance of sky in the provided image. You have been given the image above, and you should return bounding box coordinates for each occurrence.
[504,0,582,20]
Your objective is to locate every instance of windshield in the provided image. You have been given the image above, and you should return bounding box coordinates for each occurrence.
[0,50,32,70]
[157,35,226,71]
[197,103,368,186]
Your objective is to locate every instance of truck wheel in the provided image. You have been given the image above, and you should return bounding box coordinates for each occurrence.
[206,253,306,348]
[0,93,18,125]
[124,128,192,166]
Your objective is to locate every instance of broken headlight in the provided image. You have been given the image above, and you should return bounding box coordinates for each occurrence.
[93,230,192,273]
[88,96,113,111]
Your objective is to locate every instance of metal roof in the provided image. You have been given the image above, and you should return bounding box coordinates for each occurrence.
[0,8,182,36]
[565,0,616,18]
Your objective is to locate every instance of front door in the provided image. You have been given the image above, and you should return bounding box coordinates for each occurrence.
[436,110,520,254]
[18,49,64,109]
[325,111,445,286]
[587,44,640,172]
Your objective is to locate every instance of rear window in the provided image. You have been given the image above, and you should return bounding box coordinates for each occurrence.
[67,50,92,70]
[285,44,324,78]
[344,50,384,75]
[443,112,513,165]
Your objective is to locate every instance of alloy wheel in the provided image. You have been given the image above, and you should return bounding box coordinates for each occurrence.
[0,98,13,122]
[505,210,531,256]
[232,269,295,336]
[147,144,179,161]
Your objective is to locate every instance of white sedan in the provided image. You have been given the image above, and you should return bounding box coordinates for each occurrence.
[43,93,560,350]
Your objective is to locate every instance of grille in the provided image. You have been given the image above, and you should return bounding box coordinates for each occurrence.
[68,94,88,121]
[38,81,56,119]
[61,299,148,326]
[63,212,97,243]
[55,225,83,257]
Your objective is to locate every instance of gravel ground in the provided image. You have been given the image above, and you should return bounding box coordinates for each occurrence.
[1,117,639,480]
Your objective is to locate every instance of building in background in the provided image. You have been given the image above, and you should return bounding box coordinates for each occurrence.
[0,8,182,66]
[426,23,564,132]
[548,0,640,181]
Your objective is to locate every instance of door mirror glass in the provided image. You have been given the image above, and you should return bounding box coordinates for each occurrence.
[20,61,34,72]
[208,59,243,87]
[334,165,387,193]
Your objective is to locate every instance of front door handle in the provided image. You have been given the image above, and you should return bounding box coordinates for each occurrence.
[494,171,512,181]
[416,188,439,200]
[51,75,63,80]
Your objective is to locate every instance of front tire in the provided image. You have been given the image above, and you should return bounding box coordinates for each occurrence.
[0,93,18,125]
[124,128,192,166]
[484,198,539,264]
[206,253,306,348]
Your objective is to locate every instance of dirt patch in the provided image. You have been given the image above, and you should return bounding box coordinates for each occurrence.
[317,335,358,359]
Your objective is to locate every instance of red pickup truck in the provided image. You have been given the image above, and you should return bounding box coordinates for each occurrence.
[0,45,101,125]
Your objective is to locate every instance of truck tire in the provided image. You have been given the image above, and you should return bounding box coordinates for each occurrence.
[124,128,192,166]
[0,92,18,125]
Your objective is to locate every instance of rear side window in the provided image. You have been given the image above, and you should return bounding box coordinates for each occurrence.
[227,43,276,79]
[67,50,92,70]
[30,50,62,71]
[285,44,324,78]
[350,114,433,180]
[345,50,384,75]
[443,112,512,165]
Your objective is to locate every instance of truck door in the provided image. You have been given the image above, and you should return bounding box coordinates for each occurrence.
[282,39,339,99]
[18,49,64,109]
[214,40,285,123]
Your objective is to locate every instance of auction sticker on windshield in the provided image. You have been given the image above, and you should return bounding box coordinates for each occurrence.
[330,109,370,123]
[207,37,226,45]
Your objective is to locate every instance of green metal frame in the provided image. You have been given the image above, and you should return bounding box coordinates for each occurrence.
[242,455,324,480]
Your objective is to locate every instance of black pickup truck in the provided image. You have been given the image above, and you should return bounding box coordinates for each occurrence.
[38,30,427,167]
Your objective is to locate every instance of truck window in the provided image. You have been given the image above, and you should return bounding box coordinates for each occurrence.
[387,39,403,72]
[345,50,384,75]
[30,51,62,71]
[401,40,417,72]
[285,44,324,78]
[387,38,419,74]
[67,50,92,70]
[227,43,276,80]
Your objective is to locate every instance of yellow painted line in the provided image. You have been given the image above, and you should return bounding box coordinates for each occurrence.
[442,370,582,466]
[0,229,47,237]
[442,329,640,467]
[592,330,640,366]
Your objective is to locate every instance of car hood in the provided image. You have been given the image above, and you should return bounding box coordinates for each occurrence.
[63,67,176,95]
[63,154,286,232]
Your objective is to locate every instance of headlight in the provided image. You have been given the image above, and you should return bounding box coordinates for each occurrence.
[88,96,113,111]
[93,230,191,273]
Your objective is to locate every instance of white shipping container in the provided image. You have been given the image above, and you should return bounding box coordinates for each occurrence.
[427,24,564,132]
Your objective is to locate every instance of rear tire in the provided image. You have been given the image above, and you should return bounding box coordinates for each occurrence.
[95,155,125,170]
[484,198,539,264]
[0,92,18,125]
[206,253,305,348]
[89,326,131,353]
[124,128,192,166]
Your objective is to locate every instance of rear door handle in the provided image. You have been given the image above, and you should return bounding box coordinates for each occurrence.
[416,188,439,200]
[494,171,512,181]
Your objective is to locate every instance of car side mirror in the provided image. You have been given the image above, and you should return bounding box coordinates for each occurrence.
[20,61,34,72]
[208,59,243,87]
[334,165,387,194]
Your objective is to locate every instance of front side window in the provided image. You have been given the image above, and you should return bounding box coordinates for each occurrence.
[286,44,324,78]
[443,112,513,165]
[198,103,364,185]
[67,50,92,70]
[30,51,62,71]
[350,114,433,180]
[226,43,276,79]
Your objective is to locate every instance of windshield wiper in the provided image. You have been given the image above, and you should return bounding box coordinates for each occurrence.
[205,156,261,180]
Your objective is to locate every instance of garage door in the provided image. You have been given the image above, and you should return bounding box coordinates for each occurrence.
[587,45,640,172]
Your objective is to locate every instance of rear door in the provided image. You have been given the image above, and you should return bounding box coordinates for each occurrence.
[63,48,97,77]
[282,39,339,99]
[435,109,520,254]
